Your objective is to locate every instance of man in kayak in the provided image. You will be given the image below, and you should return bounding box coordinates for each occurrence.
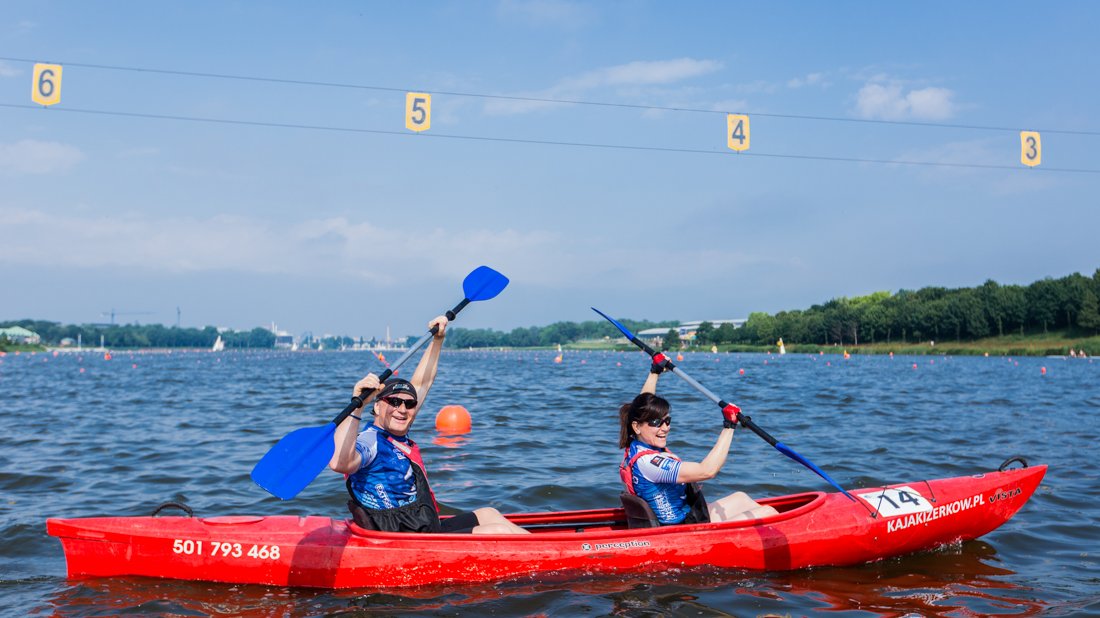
[618,364,778,525]
[330,315,529,535]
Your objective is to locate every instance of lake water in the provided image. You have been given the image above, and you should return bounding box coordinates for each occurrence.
[2,348,1097,616]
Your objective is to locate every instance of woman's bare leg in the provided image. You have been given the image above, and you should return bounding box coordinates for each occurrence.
[471,507,531,534]
[707,492,779,522]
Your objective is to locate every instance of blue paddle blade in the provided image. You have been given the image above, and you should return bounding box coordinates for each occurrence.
[775,442,856,501]
[250,423,338,500]
[463,266,509,301]
[591,307,635,339]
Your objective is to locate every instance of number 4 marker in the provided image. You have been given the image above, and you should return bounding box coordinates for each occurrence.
[727,114,750,152]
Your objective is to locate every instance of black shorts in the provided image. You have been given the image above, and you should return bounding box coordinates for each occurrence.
[439,510,480,534]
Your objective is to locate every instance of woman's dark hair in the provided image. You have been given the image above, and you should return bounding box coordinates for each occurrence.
[618,393,670,448]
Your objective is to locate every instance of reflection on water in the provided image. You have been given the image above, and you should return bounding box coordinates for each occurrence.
[2,349,1097,615]
[39,542,1046,617]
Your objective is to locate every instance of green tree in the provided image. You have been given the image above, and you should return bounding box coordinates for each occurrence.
[1027,278,1059,333]
[694,321,715,346]
[1078,287,1100,334]
[713,322,738,344]
[664,328,681,349]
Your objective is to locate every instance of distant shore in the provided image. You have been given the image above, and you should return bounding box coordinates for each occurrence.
[4,333,1097,357]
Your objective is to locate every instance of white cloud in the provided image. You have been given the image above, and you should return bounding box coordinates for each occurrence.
[0,139,84,174]
[485,58,722,115]
[0,207,772,293]
[855,80,955,120]
[0,61,20,78]
[787,72,827,89]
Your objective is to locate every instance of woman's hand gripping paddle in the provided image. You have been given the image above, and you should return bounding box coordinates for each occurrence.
[592,307,855,500]
[250,266,509,500]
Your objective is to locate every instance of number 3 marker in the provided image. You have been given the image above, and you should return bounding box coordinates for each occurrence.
[406,92,431,132]
[32,63,63,107]
[1020,131,1041,167]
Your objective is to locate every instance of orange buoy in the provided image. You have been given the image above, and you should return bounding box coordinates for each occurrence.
[912,363,918,369]
[104,352,112,361]
[738,368,745,375]
[1041,366,1047,375]
[435,405,472,435]
[676,354,683,361]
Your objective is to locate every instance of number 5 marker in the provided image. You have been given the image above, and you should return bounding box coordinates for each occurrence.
[406,92,431,132]
[32,63,63,107]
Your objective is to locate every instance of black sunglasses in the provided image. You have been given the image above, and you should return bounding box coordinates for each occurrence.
[644,417,671,428]
[382,396,418,409]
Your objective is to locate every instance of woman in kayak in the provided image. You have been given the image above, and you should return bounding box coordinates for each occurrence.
[618,364,778,525]
[330,315,528,535]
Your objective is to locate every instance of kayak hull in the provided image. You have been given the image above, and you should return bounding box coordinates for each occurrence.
[46,465,1045,589]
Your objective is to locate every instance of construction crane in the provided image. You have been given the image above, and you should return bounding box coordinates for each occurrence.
[101,309,154,325]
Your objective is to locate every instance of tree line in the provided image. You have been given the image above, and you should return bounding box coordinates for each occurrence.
[0,320,276,349]
[444,318,678,349]
[444,269,1100,349]
[5,269,1096,350]
[683,270,1100,347]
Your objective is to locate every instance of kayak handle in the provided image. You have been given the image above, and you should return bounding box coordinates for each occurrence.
[998,456,1029,472]
[151,501,194,517]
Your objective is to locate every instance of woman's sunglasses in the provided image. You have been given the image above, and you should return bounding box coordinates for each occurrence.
[382,396,418,409]
[644,417,672,428]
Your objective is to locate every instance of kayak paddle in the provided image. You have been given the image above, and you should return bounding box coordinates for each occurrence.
[251,266,510,500]
[592,307,855,500]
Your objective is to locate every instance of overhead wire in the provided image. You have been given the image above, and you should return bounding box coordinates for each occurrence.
[2,56,1098,173]
[4,102,1095,171]
[3,56,1098,136]
[3,102,1098,174]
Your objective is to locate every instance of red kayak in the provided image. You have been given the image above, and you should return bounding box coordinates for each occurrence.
[47,464,1044,589]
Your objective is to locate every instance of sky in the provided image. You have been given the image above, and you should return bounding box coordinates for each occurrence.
[2,1,1098,340]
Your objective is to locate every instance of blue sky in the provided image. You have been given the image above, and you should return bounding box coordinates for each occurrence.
[2,2,1097,339]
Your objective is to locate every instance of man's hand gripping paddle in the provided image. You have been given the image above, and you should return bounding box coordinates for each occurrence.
[250,266,509,500]
[593,307,854,500]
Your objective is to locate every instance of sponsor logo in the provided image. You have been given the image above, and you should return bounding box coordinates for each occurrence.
[650,456,666,467]
[988,487,1022,503]
[581,540,652,552]
[887,492,983,533]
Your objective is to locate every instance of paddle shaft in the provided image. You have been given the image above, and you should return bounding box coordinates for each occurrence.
[331,299,471,425]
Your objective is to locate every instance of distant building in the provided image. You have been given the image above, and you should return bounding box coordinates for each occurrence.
[637,319,745,343]
[0,326,42,345]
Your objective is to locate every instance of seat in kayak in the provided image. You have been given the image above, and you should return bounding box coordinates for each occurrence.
[619,492,659,528]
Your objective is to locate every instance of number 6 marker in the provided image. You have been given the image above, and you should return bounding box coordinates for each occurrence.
[32,63,63,107]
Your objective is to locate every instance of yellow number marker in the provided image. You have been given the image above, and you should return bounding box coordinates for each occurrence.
[727,114,750,152]
[32,63,63,106]
[1019,131,1041,167]
[406,92,431,132]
